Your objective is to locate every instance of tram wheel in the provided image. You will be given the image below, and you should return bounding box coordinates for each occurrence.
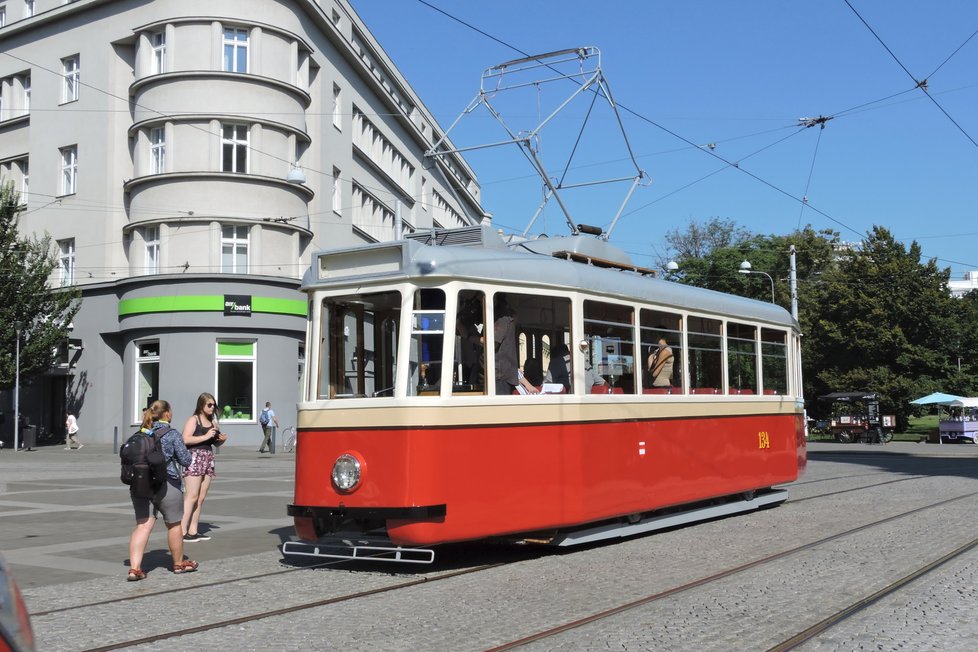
[836,430,854,444]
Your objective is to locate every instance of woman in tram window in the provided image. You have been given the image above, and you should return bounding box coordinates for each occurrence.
[647,336,675,388]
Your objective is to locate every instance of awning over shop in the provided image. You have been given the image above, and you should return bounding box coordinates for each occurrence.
[909,392,963,405]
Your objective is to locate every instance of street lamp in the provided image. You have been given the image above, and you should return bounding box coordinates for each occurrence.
[739,260,775,303]
[14,320,22,452]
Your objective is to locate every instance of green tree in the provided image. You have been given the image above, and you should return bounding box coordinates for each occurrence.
[0,184,80,389]
[805,226,960,429]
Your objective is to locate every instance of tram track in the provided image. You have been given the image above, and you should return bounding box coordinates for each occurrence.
[34,473,975,651]
[76,560,508,652]
[766,534,978,651]
[481,490,978,651]
[36,473,930,619]
[786,474,928,503]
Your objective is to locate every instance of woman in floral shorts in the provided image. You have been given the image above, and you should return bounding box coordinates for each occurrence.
[180,393,228,542]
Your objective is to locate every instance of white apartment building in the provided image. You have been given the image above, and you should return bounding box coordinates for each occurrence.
[0,0,486,446]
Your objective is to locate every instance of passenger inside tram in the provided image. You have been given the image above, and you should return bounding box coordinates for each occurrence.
[544,343,572,392]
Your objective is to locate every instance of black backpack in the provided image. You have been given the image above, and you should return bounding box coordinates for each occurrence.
[120,429,169,498]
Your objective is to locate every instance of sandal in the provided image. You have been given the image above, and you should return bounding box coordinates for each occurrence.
[127,568,146,582]
[172,559,199,574]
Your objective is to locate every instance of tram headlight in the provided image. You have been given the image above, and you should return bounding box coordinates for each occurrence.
[331,453,362,492]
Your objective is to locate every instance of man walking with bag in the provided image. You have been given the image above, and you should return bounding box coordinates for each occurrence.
[258,402,279,453]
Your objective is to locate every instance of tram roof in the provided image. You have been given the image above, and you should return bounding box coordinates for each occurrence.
[303,226,796,329]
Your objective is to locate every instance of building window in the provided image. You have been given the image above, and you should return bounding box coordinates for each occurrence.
[151,31,166,74]
[216,341,255,421]
[223,27,249,73]
[144,226,159,274]
[135,340,160,419]
[19,159,28,206]
[60,145,77,195]
[221,225,249,273]
[62,55,80,103]
[332,83,342,130]
[221,123,248,173]
[150,127,165,174]
[23,74,29,112]
[352,182,394,242]
[332,167,341,214]
[25,1,34,18]
[58,238,75,286]
[1,7,6,27]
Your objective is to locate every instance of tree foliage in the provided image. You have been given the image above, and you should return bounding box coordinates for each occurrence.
[0,184,80,390]
[805,226,972,429]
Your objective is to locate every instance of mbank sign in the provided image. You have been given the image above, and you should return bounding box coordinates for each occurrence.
[224,294,252,316]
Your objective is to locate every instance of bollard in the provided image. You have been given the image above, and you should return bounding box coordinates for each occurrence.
[113,426,118,452]
[270,425,276,455]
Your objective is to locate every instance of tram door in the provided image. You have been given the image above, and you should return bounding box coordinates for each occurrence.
[328,304,363,397]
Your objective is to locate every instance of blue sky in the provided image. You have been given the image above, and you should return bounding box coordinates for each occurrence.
[350,1,978,277]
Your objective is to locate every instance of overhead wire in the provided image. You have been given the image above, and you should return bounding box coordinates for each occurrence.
[412,0,869,241]
[796,124,825,230]
[842,0,978,150]
[7,4,978,273]
[413,0,978,272]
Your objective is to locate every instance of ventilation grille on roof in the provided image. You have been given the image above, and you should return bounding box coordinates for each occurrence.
[405,225,492,247]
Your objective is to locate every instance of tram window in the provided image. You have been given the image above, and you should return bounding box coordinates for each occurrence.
[640,309,683,393]
[687,316,722,393]
[761,328,788,395]
[410,289,446,396]
[318,291,400,399]
[727,322,757,394]
[491,292,571,395]
[583,301,635,394]
[453,290,486,395]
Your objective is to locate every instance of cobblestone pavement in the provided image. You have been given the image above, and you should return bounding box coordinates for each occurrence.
[4,441,978,651]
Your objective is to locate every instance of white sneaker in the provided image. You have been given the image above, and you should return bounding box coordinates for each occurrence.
[64,447,71,450]
[77,444,84,449]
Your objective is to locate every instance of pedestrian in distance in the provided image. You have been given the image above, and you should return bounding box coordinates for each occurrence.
[127,400,198,581]
[180,392,227,543]
[65,410,83,450]
[258,401,279,453]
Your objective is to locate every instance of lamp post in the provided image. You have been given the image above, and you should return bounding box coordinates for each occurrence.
[14,320,22,452]
[738,260,775,303]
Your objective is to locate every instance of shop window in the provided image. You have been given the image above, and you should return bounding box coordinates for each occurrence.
[135,340,160,421]
[216,341,255,420]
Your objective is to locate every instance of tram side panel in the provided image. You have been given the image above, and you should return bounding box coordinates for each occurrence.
[293,403,804,547]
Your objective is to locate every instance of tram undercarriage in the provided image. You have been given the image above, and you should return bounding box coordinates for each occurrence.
[282,487,788,565]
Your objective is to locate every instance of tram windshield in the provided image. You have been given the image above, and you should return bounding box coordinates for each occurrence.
[318,291,400,399]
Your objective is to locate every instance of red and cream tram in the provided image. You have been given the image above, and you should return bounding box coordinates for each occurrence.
[286,224,806,563]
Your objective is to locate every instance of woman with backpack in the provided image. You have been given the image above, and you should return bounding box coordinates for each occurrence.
[180,392,228,543]
[127,399,198,581]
